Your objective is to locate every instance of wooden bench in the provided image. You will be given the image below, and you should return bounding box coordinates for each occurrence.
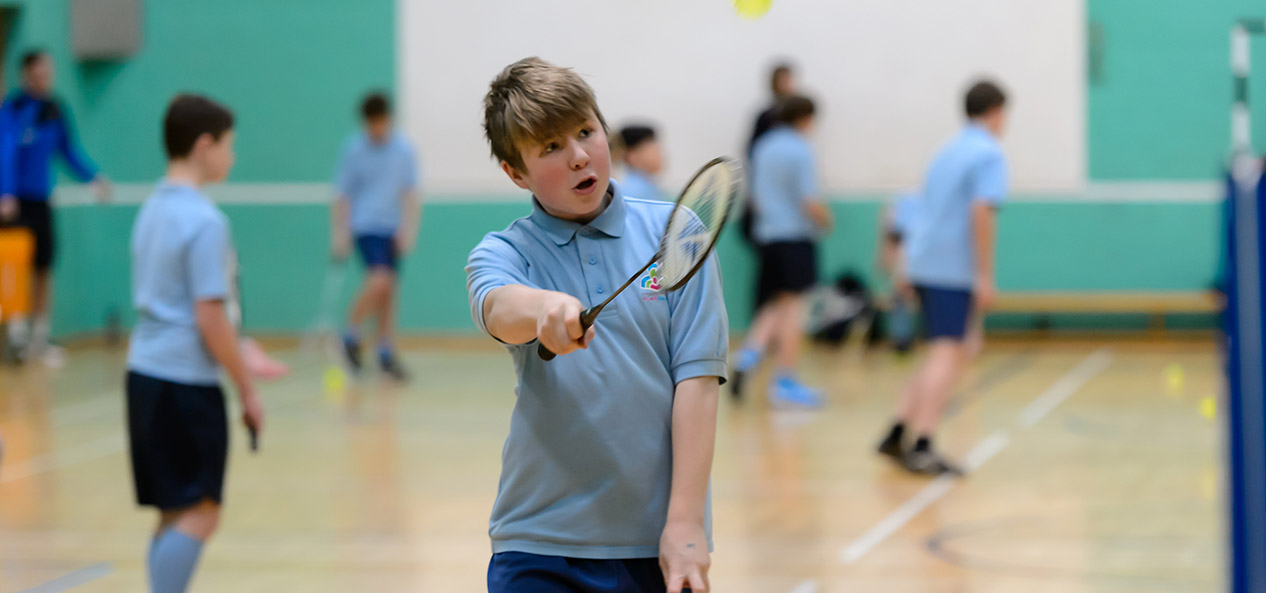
[992,291,1220,332]
[876,291,1221,333]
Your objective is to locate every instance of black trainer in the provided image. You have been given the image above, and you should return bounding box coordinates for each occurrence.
[341,337,363,373]
[903,448,965,477]
[729,367,746,402]
[877,435,905,465]
[380,352,410,383]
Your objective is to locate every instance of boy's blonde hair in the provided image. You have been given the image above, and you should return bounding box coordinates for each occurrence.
[483,57,607,172]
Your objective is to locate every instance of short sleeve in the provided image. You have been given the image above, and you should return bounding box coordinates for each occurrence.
[667,252,729,384]
[795,144,820,203]
[466,234,535,337]
[187,217,230,301]
[972,150,1009,206]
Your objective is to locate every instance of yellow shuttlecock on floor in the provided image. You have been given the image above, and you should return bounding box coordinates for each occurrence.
[1164,363,1185,395]
[732,0,773,19]
[323,365,346,394]
[1200,396,1216,420]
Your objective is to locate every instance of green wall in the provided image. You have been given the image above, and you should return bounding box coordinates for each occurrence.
[49,196,1221,337]
[1088,0,1266,179]
[3,0,395,182]
[7,0,1236,337]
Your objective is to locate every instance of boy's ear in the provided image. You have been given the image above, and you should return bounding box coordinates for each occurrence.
[501,161,531,190]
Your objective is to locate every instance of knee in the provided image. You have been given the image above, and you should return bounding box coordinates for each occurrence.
[177,501,222,540]
[369,271,395,294]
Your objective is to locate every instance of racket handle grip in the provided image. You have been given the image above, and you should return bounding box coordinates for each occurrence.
[536,306,600,362]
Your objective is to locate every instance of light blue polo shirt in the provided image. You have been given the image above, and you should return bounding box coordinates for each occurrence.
[465,180,728,559]
[334,130,419,237]
[128,180,239,386]
[750,126,821,244]
[906,123,1009,289]
[619,167,666,202]
[890,193,921,237]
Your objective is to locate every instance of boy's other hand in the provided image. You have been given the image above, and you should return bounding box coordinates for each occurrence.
[91,176,113,203]
[0,195,17,221]
[240,385,265,437]
[660,520,710,593]
[536,292,594,357]
[394,232,415,255]
[974,276,997,311]
[331,234,352,261]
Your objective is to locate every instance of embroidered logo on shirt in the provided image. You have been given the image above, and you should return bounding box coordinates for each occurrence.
[640,263,662,291]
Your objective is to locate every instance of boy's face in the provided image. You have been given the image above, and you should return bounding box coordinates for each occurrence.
[23,56,53,96]
[625,140,664,176]
[794,114,816,134]
[198,129,237,183]
[502,114,611,223]
[366,115,391,142]
[983,106,1009,137]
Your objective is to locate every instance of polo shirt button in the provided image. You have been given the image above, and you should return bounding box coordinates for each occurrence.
[589,257,597,265]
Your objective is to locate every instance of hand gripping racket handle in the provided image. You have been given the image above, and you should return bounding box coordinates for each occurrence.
[537,305,602,361]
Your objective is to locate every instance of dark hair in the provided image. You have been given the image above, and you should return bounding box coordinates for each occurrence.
[361,92,391,120]
[770,62,793,96]
[21,50,48,71]
[619,125,656,151]
[164,94,234,159]
[775,95,816,125]
[965,80,1006,118]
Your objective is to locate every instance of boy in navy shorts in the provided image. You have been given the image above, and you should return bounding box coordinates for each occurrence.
[126,95,264,593]
[467,57,727,593]
[332,92,421,382]
[731,96,832,407]
[876,81,1009,475]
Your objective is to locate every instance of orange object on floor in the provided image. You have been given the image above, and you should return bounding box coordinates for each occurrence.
[0,228,33,322]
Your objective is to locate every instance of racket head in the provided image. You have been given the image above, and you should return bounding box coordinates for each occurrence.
[656,157,743,292]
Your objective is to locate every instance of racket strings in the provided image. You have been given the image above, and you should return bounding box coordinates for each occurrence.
[657,160,740,289]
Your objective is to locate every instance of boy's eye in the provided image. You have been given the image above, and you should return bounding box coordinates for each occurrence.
[543,142,559,154]
[578,128,591,139]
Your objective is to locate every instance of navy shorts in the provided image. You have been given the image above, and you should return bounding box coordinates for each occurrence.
[356,234,398,271]
[12,198,54,271]
[915,285,974,340]
[126,371,228,510]
[758,240,818,296]
[488,552,672,593]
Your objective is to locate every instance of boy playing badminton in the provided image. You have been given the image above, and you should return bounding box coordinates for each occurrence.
[876,80,1009,476]
[126,95,264,593]
[466,57,727,593]
[332,92,421,382]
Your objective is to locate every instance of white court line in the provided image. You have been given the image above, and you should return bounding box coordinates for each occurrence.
[841,431,1007,564]
[1019,348,1114,428]
[17,563,111,593]
[840,349,1114,565]
[787,579,819,593]
[0,434,126,484]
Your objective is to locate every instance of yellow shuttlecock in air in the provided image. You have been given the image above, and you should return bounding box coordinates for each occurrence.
[733,0,773,19]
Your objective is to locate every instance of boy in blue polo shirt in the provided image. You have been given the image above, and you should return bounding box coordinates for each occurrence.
[617,124,666,201]
[332,92,421,382]
[127,94,264,593]
[731,95,832,407]
[876,81,1009,476]
[878,193,921,353]
[467,57,727,593]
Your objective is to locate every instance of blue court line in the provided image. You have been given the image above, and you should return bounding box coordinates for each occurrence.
[17,563,111,593]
